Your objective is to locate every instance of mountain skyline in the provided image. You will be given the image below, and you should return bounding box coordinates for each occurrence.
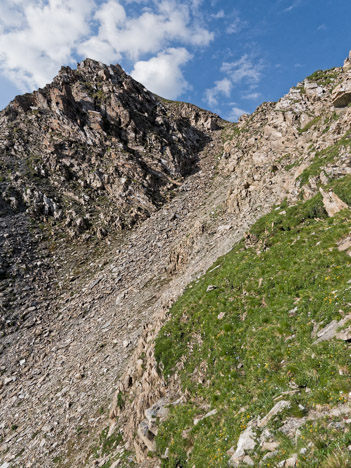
[0,0,351,121]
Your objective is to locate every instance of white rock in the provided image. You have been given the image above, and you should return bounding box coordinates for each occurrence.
[261,441,280,452]
[258,400,291,428]
[193,409,217,426]
[242,455,254,466]
[229,426,256,466]
[278,454,298,467]
[319,188,348,217]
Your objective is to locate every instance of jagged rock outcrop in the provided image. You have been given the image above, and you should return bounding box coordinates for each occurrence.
[332,79,351,107]
[1,53,351,468]
[0,58,221,336]
[109,54,351,466]
[0,58,219,238]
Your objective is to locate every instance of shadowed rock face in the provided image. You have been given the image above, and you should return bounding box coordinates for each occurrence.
[0,58,219,239]
[332,81,351,107]
[2,53,350,467]
[0,58,222,333]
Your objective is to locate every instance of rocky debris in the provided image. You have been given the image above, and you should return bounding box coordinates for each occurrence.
[227,426,256,467]
[313,313,351,344]
[228,400,351,467]
[319,187,348,217]
[258,400,291,428]
[333,79,351,107]
[2,53,351,467]
[136,398,170,454]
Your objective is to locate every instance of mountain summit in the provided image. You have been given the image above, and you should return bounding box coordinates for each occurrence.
[1,54,351,467]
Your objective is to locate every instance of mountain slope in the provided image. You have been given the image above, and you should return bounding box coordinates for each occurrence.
[0,60,226,467]
[1,54,351,468]
[108,57,351,468]
[0,57,221,333]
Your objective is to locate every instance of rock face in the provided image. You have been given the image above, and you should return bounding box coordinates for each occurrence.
[332,80,351,107]
[343,50,351,70]
[0,58,218,239]
[0,58,220,335]
[1,53,351,467]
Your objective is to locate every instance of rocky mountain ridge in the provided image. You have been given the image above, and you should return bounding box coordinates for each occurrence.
[108,55,351,467]
[0,53,351,467]
[0,58,220,335]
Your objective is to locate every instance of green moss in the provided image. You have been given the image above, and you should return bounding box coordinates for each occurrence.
[329,175,351,206]
[117,391,125,410]
[87,426,135,467]
[222,124,240,142]
[154,178,351,467]
[294,85,306,95]
[298,132,351,185]
[298,115,322,133]
[306,68,339,87]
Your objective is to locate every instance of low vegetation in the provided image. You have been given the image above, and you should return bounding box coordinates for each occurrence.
[154,176,351,467]
[306,68,339,87]
[299,132,351,185]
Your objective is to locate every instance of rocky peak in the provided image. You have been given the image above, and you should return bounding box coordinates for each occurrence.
[343,50,351,70]
[2,53,351,468]
[0,59,221,239]
[0,59,222,337]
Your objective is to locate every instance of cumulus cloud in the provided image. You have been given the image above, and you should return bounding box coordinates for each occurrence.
[204,54,263,107]
[0,0,94,91]
[79,0,213,62]
[131,48,191,99]
[0,0,213,96]
[204,77,232,106]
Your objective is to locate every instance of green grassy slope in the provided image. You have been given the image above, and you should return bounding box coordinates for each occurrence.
[154,177,351,467]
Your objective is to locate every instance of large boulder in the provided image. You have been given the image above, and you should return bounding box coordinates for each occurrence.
[332,80,351,107]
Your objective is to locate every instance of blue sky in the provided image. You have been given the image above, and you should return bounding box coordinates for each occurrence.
[0,0,350,121]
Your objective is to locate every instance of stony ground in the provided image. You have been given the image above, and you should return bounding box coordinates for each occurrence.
[1,56,351,467]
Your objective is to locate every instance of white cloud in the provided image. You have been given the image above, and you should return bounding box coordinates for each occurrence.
[225,10,245,34]
[131,47,191,99]
[281,0,302,13]
[0,0,213,96]
[204,77,232,106]
[243,92,261,100]
[227,106,247,122]
[204,54,264,109]
[0,0,94,91]
[221,54,263,86]
[79,0,213,62]
[212,10,225,19]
